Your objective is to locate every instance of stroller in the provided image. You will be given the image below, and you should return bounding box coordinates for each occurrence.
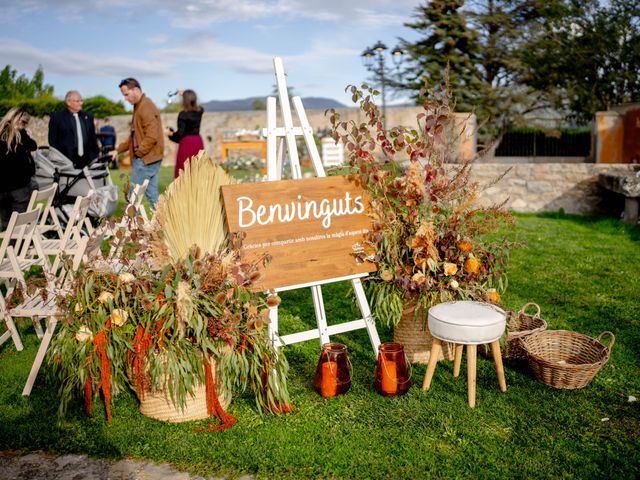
[33,146,119,228]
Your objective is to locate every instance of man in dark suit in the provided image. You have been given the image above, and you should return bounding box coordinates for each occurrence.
[48,90,99,168]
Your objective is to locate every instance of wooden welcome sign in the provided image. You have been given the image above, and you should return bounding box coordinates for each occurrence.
[221,176,376,291]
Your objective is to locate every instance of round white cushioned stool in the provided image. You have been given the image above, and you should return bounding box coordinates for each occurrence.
[422,301,507,408]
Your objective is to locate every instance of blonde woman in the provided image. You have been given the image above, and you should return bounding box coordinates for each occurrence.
[0,107,37,230]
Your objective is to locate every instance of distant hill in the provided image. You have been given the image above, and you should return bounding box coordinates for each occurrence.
[202,96,345,112]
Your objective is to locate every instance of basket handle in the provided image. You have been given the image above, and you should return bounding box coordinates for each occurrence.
[518,302,541,317]
[597,331,615,352]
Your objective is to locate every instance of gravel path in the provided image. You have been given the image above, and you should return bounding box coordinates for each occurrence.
[0,450,254,480]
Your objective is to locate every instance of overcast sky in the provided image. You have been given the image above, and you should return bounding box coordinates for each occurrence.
[0,0,421,108]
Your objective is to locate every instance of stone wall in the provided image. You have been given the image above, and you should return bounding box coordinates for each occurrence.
[108,107,475,165]
[477,156,588,164]
[27,109,638,217]
[468,163,638,215]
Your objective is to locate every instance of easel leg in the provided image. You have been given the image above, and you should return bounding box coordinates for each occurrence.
[351,277,381,354]
[268,305,281,352]
[311,286,330,346]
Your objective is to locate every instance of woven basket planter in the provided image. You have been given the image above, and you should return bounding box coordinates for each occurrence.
[136,359,231,423]
[520,330,614,389]
[504,303,548,360]
[394,302,455,364]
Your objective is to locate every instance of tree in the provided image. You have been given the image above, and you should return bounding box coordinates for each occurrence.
[82,95,127,118]
[0,64,54,99]
[401,1,555,143]
[402,0,482,114]
[519,0,640,123]
[401,0,640,139]
[0,65,126,118]
[252,99,266,110]
[464,0,558,133]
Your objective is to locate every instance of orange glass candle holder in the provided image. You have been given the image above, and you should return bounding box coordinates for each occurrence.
[313,343,351,398]
[374,342,411,396]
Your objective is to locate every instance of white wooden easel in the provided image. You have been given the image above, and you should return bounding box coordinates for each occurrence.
[264,57,380,355]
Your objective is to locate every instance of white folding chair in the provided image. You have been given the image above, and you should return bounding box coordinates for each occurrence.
[0,292,23,351]
[0,206,48,288]
[0,207,48,351]
[27,183,64,239]
[129,178,150,222]
[39,192,93,274]
[11,229,94,396]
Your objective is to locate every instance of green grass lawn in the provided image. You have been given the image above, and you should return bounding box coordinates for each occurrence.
[1,169,639,478]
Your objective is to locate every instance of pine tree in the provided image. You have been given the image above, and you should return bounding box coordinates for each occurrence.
[401,1,555,144]
[402,0,482,115]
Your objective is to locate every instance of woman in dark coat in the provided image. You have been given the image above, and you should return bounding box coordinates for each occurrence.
[0,107,37,230]
[166,89,205,178]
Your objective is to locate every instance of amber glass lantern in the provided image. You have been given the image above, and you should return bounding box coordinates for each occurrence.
[374,342,411,396]
[313,343,351,398]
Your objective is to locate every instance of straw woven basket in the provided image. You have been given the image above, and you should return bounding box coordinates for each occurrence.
[137,360,231,423]
[504,303,548,360]
[520,330,614,389]
[394,301,455,364]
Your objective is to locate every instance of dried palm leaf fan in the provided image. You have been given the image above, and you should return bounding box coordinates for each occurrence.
[154,151,235,262]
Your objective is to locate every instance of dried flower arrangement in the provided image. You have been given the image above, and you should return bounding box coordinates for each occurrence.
[328,83,513,327]
[48,152,290,428]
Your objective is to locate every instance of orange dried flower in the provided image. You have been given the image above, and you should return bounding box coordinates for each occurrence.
[458,240,473,252]
[465,257,481,274]
[412,272,426,285]
[485,289,501,304]
[415,257,428,270]
[443,262,458,276]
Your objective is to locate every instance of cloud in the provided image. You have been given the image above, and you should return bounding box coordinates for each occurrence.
[146,34,170,45]
[0,38,173,78]
[151,33,275,74]
[0,0,416,28]
[160,0,416,28]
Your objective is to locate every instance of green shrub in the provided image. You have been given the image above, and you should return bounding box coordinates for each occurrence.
[83,95,126,118]
[0,95,126,118]
[0,97,64,117]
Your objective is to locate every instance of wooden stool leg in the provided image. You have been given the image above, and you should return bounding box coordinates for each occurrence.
[453,344,463,377]
[490,340,507,392]
[422,338,442,391]
[467,344,477,408]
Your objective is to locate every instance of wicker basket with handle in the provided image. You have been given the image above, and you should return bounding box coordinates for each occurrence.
[520,330,615,389]
[393,301,455,364]
[504,302,548,360]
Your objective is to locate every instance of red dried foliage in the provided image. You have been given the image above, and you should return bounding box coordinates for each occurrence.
[196,359,237,432]
[83,374,92,416]
[93,329,112,422]
[129,325,153,400]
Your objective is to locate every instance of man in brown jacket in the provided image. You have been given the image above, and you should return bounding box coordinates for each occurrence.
[112,78,164,207]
